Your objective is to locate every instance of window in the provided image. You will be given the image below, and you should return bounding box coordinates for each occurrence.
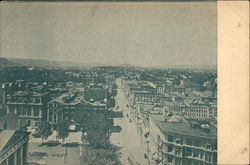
[168,145,173,152]
[17,106,21,115]
[8,105,14,113]
[193,149,200,158]
[176,138,181,144]
[205,152,212,162]
[53,115,57,122]
[213,142,217,150]
[24,98,32,103]
[22,108,27,115]
[167,155,173,163]
[34,108,39,116]
[27,107,32,116]
[200,151,204,159]
[175,158,181,165]
[35,98,41,104]
[186,148,192,157]
[213,152,217,163]
[186,138,192,145]
[194,140,201,147]
[206,143,211,150]
[168,135,173,142]
[175,147,181,156]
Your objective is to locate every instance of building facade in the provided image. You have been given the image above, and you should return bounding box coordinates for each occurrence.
[0,130,30,165]
[6,92,49,127]
[47,92,108,125]
[147,115,217,165]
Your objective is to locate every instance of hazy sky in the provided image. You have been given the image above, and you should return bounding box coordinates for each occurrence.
[1,2,217,67]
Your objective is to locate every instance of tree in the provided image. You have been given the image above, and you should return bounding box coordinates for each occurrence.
[81,145,121,165]
[72,109,114,149]
[37,122,52,143]
[57,120,69,143]
[84,112,114,149]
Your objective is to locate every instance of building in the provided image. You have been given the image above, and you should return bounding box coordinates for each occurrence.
[6,91,49,127]
[163,100,211,119]
[209,104,217,118]
[133,90,158,103]
[163,102,187,116]
[47,92,108,125]
[0,130,30,165]
[84,83,108,102]
[156,83,165,94]
[147,114,217,165]
[185,103,210,119]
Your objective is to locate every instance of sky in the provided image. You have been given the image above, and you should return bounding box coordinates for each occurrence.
[1,2,217,67]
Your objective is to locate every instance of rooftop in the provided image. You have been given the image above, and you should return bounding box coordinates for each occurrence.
[7,92,48,105]
[12,91,48,97]
[50,93,107,107]
[149,114,217,140]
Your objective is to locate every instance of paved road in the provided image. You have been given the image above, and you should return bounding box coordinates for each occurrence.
[110,78,148,165]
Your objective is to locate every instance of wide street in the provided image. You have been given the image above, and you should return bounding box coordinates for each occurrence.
[110,78,148,165]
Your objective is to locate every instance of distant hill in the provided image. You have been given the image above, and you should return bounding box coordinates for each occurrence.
[1,57,216,70]
[0,58,17,67]
[2,58,103,69]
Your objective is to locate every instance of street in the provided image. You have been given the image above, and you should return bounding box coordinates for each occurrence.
[110,78,148,165]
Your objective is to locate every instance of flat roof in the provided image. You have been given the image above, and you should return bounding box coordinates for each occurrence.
[149,114,217,140]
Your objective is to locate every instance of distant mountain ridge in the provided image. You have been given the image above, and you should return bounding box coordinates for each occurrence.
[0,57,216,70]
[1,57,101,68]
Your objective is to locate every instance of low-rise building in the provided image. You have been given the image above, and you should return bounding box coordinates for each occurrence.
[47,92,108,125]
[185,103,210,119]
[6,91,49,127]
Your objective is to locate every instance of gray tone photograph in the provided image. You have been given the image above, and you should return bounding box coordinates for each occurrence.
[0,2,217,165]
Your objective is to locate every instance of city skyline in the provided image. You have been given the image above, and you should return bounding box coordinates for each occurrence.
[1,2,217,67]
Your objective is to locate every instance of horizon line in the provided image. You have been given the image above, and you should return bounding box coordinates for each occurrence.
[1,56,217,69]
